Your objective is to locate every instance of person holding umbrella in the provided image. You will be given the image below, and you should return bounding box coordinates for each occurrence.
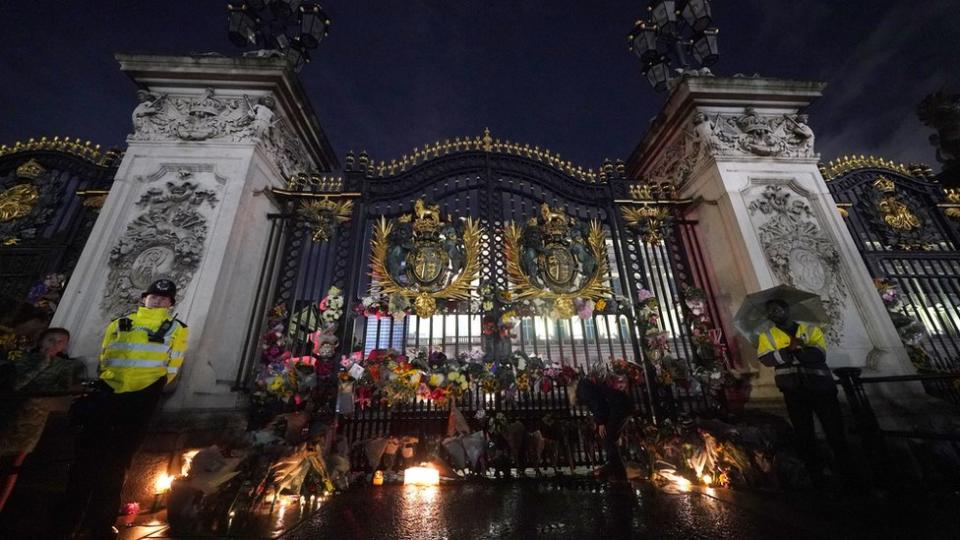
[736,285,859,491]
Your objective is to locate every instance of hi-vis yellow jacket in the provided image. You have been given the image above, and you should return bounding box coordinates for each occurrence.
[757,322,826,359]
[99,307,188,393]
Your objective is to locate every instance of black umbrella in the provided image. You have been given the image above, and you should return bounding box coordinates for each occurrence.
[734,284,828,344]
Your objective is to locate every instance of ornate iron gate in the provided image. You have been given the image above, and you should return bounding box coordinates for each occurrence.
[0,137,119,340]
[823,157,960,402]
[238,133,727,468]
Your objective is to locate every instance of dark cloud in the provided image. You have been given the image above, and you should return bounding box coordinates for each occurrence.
[0,1,956,170]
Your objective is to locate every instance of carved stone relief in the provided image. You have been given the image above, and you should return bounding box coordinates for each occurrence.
[646,108,817,187]
[100,177,219,319]
[747,185,847,344]
[129,88,311,176]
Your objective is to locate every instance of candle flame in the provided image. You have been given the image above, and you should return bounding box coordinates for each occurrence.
[154,473,174,494]
[404,465,440,486]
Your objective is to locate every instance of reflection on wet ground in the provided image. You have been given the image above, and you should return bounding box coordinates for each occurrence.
[284,481,804,540]
[43,477,960,539]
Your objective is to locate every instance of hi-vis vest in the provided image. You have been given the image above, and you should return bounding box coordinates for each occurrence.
[757,322,826,360]
[99,306,188,393]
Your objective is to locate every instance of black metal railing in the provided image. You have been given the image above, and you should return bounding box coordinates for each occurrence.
[834,367,960,443]
[341,382,655,472]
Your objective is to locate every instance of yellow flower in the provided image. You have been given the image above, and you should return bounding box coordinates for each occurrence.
[595,299,607,311]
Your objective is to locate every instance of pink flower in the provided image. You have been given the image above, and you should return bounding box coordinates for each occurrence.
[319,296,330,311]
[121,502,140,516]
[287,355,316,367]
[637,289,655,302]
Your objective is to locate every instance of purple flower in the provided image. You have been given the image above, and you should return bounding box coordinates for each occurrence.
[637,289,655,302]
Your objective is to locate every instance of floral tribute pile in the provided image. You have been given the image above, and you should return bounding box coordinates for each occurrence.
[336,348,581,408]
[251,286,346,420]
[635,288,688,386]
[678,285,747,395]
[874,278,939,374]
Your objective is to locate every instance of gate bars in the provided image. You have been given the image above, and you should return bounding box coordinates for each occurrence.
[825,160,960,404]
[235,146,728,464]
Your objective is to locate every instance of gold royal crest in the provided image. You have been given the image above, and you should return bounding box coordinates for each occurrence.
[370,199,482,318]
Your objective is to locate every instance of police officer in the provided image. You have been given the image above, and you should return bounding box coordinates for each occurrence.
[757,298,857,490]
[60,279,188,539]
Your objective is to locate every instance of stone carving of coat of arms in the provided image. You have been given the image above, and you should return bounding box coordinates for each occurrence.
[504,204,610,318]
[370,199,482,318]
[748,185,847,343]
[100,179,218,319]
[129,88,311,176]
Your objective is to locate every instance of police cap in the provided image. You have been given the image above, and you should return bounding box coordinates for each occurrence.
[142,279,177,301]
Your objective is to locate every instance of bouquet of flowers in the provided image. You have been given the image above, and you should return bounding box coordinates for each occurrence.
[636,288,686,386]
[874,278,933,371]
[355,283,413,319]
[679,285,736,392]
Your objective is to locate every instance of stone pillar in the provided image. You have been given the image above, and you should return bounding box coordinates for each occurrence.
[628,76,913,403]
[52,54,337,410]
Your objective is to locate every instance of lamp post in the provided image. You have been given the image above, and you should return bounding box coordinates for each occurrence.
[226,1,331,71]
[627,0,719,92]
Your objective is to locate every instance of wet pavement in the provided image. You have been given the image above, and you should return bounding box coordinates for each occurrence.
[281,481,775,540]
[7,473,960,539]
[276,479,960,540]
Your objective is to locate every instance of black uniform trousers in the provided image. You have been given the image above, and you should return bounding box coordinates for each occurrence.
[60,377,165,538]
[781,386,858,488]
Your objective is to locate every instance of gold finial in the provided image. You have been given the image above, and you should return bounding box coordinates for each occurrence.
[482,128,493,152]
[819,154,921,181]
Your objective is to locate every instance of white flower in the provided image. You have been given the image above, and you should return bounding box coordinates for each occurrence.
[328,296,344,310]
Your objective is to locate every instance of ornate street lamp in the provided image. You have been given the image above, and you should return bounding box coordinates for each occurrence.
[627,0,719,92]
[681,0,713,32]
[226,1,331,71]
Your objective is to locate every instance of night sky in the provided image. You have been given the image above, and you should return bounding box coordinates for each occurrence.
[1,1,958,172]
